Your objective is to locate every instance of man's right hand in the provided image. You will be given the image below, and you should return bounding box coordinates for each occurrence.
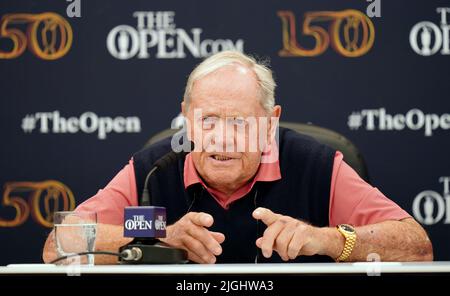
[160,212,225,264]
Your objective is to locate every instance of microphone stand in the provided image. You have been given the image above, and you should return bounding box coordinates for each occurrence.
[119,148,191,264]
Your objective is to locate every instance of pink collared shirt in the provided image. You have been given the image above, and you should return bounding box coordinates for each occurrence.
[183,148,282,209]
[76,152,410,226]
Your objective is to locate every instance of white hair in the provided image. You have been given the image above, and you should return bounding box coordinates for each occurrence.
[183,51,276,113]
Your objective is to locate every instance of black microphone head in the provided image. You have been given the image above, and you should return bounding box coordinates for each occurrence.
[142,140,195,205]
[154,152,177,170]
[154,141,192,170]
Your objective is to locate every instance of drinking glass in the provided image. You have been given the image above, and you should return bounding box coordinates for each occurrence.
[53,211,97,266]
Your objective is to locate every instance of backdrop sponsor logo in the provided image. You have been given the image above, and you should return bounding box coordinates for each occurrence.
[347,108,450,136]
[0,12,72,60]
[277,9,375,57]
[413,177,450,225]
[107,11,244,60]
[0,181,75,228]
[21,111,141,140]
[410,7,450,56]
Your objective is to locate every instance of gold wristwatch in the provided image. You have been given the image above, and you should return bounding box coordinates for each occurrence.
[335,224,356,262]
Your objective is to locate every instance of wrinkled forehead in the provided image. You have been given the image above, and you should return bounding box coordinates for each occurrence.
[189,65,264,117]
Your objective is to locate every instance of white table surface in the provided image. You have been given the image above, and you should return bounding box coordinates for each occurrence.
[1,262,450,274]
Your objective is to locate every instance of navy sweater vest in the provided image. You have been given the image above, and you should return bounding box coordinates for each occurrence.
[133,127,336,263]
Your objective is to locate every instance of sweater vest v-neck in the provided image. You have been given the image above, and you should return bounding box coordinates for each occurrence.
[133,127,336,263]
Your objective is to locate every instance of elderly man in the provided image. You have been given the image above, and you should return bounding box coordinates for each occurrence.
[43,51,432,264]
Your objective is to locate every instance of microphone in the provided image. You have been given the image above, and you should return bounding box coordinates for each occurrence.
[141,145,191,206]
[119,142,194,264]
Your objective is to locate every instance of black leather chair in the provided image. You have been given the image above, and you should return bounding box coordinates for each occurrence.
[144,122,370,182]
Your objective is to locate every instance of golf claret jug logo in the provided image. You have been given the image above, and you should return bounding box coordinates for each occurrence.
[410,7,450,56]
[413,177,450,225]
[107,11,244,59]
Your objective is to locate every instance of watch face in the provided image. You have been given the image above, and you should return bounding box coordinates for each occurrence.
[341,224,354,233]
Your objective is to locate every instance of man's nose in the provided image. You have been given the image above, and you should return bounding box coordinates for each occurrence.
[211,121,235,152]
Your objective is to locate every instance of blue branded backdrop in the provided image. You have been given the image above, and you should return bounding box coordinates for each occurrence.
[0,0,448,264]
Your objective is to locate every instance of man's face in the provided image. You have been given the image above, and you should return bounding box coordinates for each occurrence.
[183,65,280,194]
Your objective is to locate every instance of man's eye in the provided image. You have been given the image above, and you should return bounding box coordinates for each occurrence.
[232,118,247,127]
[202,116,217,127]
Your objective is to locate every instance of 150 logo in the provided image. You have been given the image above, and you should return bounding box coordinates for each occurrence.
[0,12,72,60]
[0,181,75,228]
[277,10,375,57]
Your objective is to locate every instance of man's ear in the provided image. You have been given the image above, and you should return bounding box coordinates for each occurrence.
[181,101,186,116]
[181,101,193,142]
[268,105,282,142]
[271,105,282,119]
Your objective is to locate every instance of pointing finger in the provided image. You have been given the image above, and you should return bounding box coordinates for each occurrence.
[190,212,214,227]
[252,207,280,226]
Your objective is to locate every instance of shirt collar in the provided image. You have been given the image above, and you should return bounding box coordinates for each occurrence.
[183,141,281,208]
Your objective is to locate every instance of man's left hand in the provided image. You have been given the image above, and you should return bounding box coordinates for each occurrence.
[252,207,330,261]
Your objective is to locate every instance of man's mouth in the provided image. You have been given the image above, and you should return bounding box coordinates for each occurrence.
[209,154,237,162]
[212,155,232,161]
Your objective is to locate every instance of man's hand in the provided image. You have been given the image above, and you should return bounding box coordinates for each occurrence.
[160,212,225,264]
[253,207,433,262]
[253,207,329,261]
